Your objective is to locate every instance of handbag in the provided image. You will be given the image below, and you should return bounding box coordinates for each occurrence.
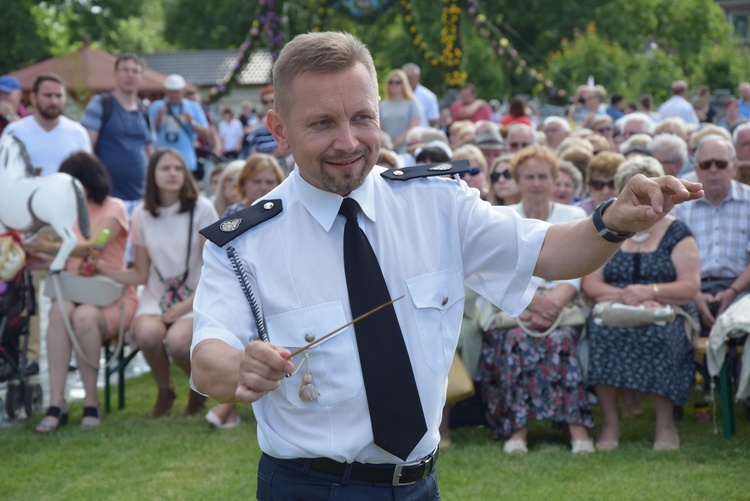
[44,272,124,307]
[592,300,700,346]
[492,287,587,338]
[156,208,194,313]
[446,353,475,405]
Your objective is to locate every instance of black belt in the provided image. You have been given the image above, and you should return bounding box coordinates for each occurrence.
[284,449,438,486]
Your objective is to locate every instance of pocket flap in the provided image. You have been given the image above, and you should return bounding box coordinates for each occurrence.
[406,268,464,310]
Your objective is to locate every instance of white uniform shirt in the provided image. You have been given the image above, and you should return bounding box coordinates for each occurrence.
[192,166,550,463]
[2,115,92,177]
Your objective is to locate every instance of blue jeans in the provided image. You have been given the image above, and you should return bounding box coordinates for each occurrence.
[257,454,440,501]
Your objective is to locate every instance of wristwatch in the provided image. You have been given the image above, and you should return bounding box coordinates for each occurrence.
[592,198,635,243]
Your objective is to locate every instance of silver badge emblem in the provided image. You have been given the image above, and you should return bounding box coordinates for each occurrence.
[393,170,404,176]
[263,202,275,210]
[428,163,452,171]
[219,219,241,232]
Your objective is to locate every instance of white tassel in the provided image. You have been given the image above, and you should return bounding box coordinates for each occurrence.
[298,350,320,401]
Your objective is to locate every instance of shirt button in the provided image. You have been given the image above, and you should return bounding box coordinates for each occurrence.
[441,296,449,306]
[304,332,315,343]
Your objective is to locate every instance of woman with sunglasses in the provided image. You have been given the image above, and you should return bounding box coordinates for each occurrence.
[379,69,422,154]
[488,154,521,205]
[582,156,700,451]
[452,144,488,200]
[480,145,594,455]
[574,151,625,215]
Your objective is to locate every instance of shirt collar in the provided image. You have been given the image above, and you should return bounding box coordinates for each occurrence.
[293,166,379,232]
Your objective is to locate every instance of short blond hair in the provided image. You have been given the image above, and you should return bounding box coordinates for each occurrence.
[453,144,487,173]
[586,151,625,184]
[509,144,559,180]
[273,32,376,118]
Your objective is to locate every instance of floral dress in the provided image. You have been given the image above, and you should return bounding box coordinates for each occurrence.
[585,220,697,405]
[479,201,593,441]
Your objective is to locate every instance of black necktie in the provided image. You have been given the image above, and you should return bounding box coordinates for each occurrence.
[339,197,427,460]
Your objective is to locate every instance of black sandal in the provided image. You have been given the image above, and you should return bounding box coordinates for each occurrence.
[81,406,101,430]
[35,405,69,433]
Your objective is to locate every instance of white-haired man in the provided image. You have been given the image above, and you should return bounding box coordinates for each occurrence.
[648,134,689,177]
[506,123,538,152]
[614,112,655,148]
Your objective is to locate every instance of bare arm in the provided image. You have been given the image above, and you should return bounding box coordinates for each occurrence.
[534,175,703,281]
[87,128,99,150]
[453,99,487,120]
[24,215,121,259]
[97,244,150,285]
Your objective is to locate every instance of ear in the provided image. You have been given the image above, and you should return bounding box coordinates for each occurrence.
[267,110,291,154]
[29,92,37,107]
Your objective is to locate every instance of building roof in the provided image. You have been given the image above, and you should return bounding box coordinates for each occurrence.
[142,49,273,87]
[10,45,167,93]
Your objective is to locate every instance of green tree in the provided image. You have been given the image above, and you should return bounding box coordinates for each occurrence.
[1,0,49,74]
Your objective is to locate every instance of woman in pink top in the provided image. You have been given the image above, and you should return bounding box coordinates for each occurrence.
[29,153,138,432]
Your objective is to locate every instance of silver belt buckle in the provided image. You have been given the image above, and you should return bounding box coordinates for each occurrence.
[391,455,431,486]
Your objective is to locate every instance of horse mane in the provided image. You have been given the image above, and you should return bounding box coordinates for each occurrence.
[4,135,36,178]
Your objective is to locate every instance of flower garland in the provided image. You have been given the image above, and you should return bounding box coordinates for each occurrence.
[466,0,565,98]
[209,0,285,102]
[401,0,466,87]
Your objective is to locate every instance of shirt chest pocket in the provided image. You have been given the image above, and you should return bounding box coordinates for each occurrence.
[265,301,363,409]
[406,268,465,373]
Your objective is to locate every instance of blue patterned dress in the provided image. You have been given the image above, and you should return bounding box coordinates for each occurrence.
[585,220,697,405]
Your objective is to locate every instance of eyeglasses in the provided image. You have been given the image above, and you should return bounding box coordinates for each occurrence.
[589,179,616,191]
[459,167,482,178]
[509,142,530,150]
[595,127,612,134]
[262,99,274,105]
[388,80,402,86]
[698,159,729,170]
[490,170,512,182]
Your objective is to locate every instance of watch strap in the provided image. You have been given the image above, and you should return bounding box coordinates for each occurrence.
[592,198,635,243]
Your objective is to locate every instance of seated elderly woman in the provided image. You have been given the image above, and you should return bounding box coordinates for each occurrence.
[452,144,489,200]
[553,160,584,205]
[480,144,594,455]
[582,156,700,451]
[574,151,625,215]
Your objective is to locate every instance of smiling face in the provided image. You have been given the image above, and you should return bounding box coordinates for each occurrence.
[267,64,381,196]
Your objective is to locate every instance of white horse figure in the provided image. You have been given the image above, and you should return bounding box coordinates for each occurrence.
[0,135,89,273]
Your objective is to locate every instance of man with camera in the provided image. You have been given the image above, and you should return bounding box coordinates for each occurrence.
[149,74,210,174]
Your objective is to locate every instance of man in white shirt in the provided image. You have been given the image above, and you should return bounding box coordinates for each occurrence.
[403,63,440,128]
[658,81,699,125]
[1,73,91,177]
[190,32,701,500]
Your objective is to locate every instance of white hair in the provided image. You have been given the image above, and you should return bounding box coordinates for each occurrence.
[507,123,538,143]
[648,134,688,165]
[615,112,655,135]
[732,121,750,143]
[542,116,570,132]
[695,134,736,162]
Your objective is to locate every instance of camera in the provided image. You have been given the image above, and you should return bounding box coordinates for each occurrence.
[165,132,179,143]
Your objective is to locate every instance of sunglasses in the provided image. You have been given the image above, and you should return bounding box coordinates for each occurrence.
[262,99,274,105]
[388,80,402,85]
[698,159,729,170]
[459,167,482,178]
[589,179,615,191]
[510,142,529,149]
[491,170,512,182]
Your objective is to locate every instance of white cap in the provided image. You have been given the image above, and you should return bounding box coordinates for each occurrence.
[164,74,187,91]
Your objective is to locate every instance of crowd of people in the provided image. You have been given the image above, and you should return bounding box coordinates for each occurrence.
[0,40,747,470]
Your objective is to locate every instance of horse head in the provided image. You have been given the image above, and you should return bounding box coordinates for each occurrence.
[0,135,36,180]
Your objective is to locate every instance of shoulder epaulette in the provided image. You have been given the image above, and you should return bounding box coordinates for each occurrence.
[200,199,282,247]
[380,159,470,181]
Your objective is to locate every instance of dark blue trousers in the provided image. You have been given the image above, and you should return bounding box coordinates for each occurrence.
[256,454,440,500]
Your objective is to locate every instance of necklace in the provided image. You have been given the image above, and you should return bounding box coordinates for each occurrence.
[630,232,650,244]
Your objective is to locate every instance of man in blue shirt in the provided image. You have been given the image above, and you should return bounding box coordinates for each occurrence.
[149,74,210,173]
[81,54,153,204]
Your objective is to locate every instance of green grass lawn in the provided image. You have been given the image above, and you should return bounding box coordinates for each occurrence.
[2,368,749,500]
